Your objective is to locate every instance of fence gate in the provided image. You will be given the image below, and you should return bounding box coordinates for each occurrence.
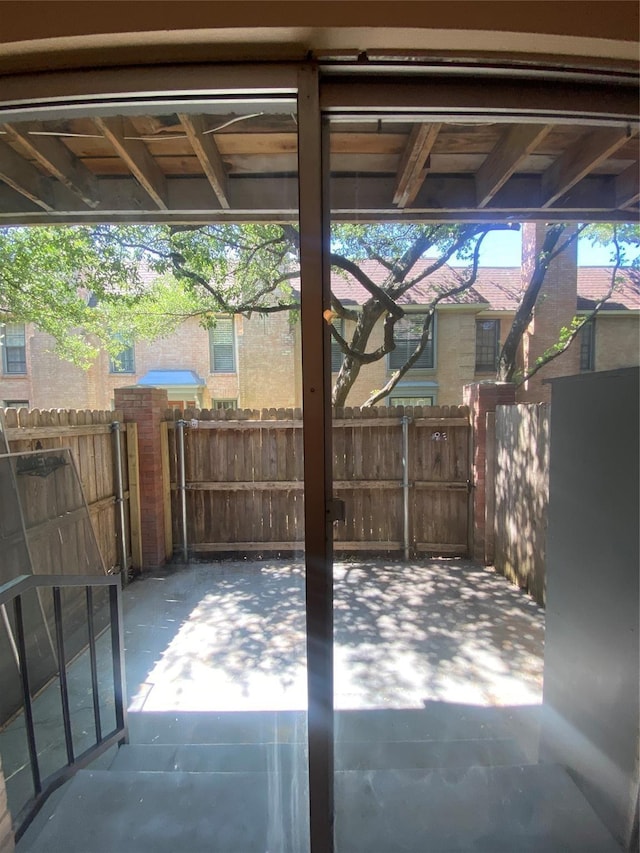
[405,409,472,557]
[167,405,471,559]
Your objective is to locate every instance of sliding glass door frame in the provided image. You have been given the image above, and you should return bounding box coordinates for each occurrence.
[0,56,637,853]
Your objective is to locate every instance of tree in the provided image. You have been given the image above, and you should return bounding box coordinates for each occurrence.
[0,221,637,403]
[497,223,635,386]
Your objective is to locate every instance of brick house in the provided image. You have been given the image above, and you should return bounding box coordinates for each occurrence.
[2,252,638,411]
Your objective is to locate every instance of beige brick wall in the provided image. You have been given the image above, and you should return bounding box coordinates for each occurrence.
[0,755,14,853]
[2,302,637,412]
[237,313,301,409]
[29,329,100,410]
[594,314,640,372]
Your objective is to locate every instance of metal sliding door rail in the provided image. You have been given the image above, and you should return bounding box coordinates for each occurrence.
[0,63,300,117]
[298,63,335,853]
[319,73,640,124]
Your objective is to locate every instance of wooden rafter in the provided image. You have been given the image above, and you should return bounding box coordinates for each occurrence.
[2,122,100,209]
[94,116,168,210]
[393,123,441,208]
[475,124,552,208]
[0,139,54,211]
[542,127,635,208]
[615,161,640,209]
[0,173,631,225]
[177,113,230,209]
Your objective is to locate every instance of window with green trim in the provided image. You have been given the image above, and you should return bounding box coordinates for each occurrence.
[579,318,595,372]
[388,314,434,370]
[475,319,500,372]
[1,323,27,375]
[209,318,236,373]
[109,337,135,374]
[331,319,344,372]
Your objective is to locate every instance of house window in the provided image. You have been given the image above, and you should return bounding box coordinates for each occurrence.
[331,319,344,372]
[109,338,135,374]
[579,318,595,371]
[209,318,236,373]
[2,399,29,408]
[389,395,435,407]
[1,323,27,374]
[475,319,500,372]
[389,314,434,370]
[213,399,237,410]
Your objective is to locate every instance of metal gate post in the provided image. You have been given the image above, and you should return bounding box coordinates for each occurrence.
[111,421,128,581]
[402,415,411,561]
[176,419,188,562]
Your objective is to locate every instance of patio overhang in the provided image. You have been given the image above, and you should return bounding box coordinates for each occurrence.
[0,64,637,226]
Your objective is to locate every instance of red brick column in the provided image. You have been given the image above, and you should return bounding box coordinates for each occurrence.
[464,381,516,562]
[114,386,169,571]
[519,222,579,403]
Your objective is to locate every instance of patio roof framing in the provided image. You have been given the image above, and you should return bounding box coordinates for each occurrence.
[0,61,637,225]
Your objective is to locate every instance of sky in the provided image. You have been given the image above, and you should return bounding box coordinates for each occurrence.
[449,228,639,268]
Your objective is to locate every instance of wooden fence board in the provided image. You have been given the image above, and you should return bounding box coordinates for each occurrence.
[494,403,549,606]
[167,406,470,557]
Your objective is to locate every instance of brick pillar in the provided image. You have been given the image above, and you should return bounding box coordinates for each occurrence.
[114,386,169,571]
[519,222,579,403]
[0,755,14,853]
[464,381,516,563]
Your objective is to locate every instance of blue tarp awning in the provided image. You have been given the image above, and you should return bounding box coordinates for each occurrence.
[137,369,205,387]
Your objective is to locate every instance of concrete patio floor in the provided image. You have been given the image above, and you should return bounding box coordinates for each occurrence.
[3,557,546,835]
[124,557,544,714]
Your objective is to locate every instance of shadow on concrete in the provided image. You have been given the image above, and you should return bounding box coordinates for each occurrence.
[122,558,543,714]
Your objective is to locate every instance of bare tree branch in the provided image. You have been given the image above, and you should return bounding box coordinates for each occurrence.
[330,252,405,318]
[363,234,488,406]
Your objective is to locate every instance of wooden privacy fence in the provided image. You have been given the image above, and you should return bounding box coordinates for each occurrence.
[492,403,550,606]
[166,405,471,557]
[1,407,142,577]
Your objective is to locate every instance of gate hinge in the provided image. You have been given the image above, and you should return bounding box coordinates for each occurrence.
[467,478,474,494]
[327,498,346,523]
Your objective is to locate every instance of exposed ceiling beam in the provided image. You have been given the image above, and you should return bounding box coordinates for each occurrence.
[615,161,640,209]
[0,173,630,226]
[475,124,552,208]
[0,139,55,211]
[541,127,635,208]
[393,123,441,208]
[94,116,168,210]
[2,121,100,209]
[177,113,229,209]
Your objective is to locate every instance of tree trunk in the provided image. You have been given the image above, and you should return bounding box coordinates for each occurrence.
[331,304,384,406]
[496,224,566,383]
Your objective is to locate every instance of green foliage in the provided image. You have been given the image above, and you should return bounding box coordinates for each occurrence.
[0,221,637,387]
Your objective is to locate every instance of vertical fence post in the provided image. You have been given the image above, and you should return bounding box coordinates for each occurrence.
[124,423,143,572]
[85,586,102,744]
[160,421,173,560]
[111,421,129,582]
[52,587,74,766]
[108,583,128,744]
[177,419,188,562]
[402,415,411,561]
[13,595,41,796]
[485,411,496,566]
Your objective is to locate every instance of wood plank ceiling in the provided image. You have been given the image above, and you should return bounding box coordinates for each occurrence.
[0,111,638,223]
